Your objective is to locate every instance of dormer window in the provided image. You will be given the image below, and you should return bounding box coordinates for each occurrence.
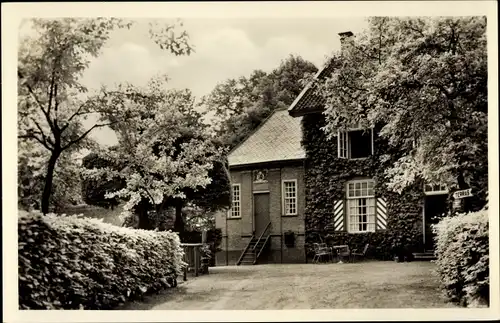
[338,125,374,159]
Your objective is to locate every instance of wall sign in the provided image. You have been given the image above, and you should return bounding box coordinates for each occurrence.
[453,188,473,199]
[254,170,268,183]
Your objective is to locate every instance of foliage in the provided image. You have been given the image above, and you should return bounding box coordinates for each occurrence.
[204,55,318,149]
[18,212,184,310]
[58,203,126,227]
[81,156,230,231]
[188,160,232,214]
[199,243,212,273]
[81,152,124,209]
[81,76,230,231]
[312,17,487,197]
[18,139,82,212]
[302,113,423,259]
[432,209,489,307]
[17,18,193,214]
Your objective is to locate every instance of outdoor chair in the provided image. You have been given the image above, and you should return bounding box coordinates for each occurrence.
[351,244,370,263]
[312,243,333,263]
[336,245,351,263]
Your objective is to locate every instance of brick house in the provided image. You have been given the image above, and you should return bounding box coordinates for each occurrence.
[285,32,487,261]
[215,108,307,265]
[216,31,487,265]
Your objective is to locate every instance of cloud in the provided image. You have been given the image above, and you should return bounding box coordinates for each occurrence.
[81,42,158,89]
[78,19,364,146]
[194,28,259,63]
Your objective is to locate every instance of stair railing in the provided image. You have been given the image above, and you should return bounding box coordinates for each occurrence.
[252,222,271,251]
[236,234,255,266]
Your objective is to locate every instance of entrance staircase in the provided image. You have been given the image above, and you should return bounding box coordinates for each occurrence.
[412,250,436,260]
[237,222,271,265]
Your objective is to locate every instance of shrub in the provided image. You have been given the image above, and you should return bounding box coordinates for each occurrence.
[432,209,489,307]
[18,212,184,310]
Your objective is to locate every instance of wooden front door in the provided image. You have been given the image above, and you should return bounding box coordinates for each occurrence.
[424,194,448,251]
[254,193,270,237]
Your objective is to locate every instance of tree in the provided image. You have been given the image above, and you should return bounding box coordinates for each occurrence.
[82,76,231,231]
[18,138,83,212]
[80,151,125,210]
[204,55,318,149]
[17,18,193,214]
[313,17,487,210]
[81,148,230,231]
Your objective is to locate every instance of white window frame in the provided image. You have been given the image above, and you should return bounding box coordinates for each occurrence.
[337,126,374,159]
[424,184,449,196]
[228,184,241,218]
[282,179,298,216]
[346,179,376,233]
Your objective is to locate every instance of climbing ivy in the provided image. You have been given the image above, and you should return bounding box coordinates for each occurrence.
[301,113,425,260]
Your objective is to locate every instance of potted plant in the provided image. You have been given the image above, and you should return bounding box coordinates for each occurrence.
[200,244,211,274]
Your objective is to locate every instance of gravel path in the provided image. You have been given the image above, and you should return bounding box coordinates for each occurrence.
[118,261,456,310]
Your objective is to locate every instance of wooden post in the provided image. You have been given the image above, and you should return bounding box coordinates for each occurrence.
[202,230,207,244]
[194,246,199,277]
[183,246,187,281]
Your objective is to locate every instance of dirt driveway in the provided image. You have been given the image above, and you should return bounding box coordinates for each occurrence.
[120,261,456,310]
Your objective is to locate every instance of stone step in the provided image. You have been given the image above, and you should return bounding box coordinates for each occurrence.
[240,261,254,265]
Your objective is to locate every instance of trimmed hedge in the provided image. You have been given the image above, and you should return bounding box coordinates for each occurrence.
[18,212,184,310]
[433,209,489,307]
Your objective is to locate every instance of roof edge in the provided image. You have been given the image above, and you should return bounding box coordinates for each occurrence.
[228,157,306,170]
[289,106,325,118]
[287,66,325,117]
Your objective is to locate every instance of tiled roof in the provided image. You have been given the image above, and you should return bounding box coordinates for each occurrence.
[288,59,340,117]
[228,109,305,167]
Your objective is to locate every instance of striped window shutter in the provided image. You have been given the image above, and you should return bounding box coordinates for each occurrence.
[333,200,345,231]
[376,197,387,230]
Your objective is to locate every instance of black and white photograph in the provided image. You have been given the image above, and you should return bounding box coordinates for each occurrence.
[2,1,499,322]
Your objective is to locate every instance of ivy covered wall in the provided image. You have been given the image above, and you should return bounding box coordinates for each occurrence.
[301,113,426,260]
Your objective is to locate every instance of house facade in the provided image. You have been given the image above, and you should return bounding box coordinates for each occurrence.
[215,109,308,265]
[286,32,487,260]
[216,31,487,265]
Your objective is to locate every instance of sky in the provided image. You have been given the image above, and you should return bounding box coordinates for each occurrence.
[77,18,369,146]
[20,17,369,147]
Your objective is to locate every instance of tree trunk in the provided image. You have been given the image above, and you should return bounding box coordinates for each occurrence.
[41,149,61,214]
[137,201,152,230]
[174,201,185,233]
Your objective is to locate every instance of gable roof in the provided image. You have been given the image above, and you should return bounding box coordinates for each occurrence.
[288,58,341,117]
[228,109,305,167]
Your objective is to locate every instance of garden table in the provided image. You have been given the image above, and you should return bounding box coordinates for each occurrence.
[331,245,349,263]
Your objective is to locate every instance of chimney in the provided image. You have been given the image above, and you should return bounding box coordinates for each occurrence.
[338,31,354,50]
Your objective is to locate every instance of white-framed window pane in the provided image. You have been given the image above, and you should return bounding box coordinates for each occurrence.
[230,184,241,217]
[339,131,348,158]
[424,183,449,195]
[346,180,376,233]
[283,180,297,215]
